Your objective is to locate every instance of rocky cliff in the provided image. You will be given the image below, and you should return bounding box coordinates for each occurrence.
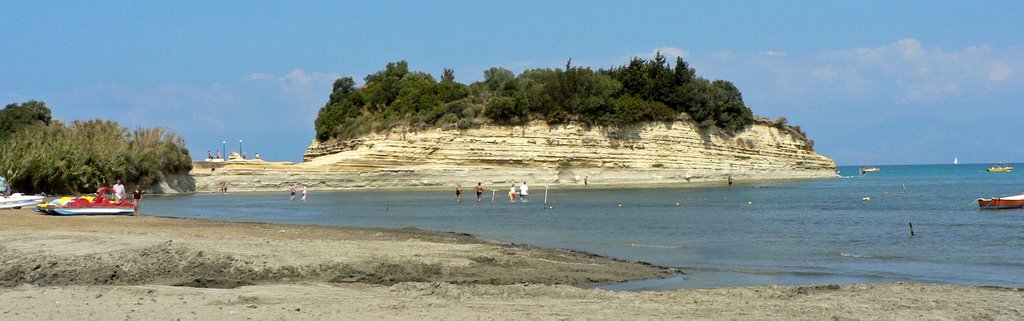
[190,120,835,193]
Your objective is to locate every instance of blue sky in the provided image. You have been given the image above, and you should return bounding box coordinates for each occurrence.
[2,1,1022,165]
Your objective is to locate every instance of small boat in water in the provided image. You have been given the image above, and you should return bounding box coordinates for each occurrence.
[978,193,1024,209]
[859,167,879,175]
[1,193,46,209]
[987,164,1013,172]
[34,187,135,215]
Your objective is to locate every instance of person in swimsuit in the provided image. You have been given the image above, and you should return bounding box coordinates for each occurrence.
[455,184,463,203]
[132,185,144,215]
[509,183,517,201]
[290,184,297,201]
[475,182,484,202]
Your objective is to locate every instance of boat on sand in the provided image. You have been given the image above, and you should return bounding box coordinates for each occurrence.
[978,193,1024,209]
[34,187,136,215]
[1,193,46,209]
[0,176,42,209]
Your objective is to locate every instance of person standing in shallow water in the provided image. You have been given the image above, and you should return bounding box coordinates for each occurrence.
[455,185,463,203]
[728,175,733,189]
[132,185,144,215]
[301,185,308,201]
[290,184,297,201]
[475,183,483,202]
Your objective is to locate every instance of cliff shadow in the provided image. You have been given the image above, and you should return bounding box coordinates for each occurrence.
[150,173,197,193]
[600,123,643,141]
[698,125,729,147]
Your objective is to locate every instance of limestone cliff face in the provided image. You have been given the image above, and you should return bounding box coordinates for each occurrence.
[196,121,827,192]
[191,120,834,192]
[306,120,833,169]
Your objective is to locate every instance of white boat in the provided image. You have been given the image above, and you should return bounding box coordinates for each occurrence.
[50,207,135,215]
[0,193,45,209]
[954,157,959,165]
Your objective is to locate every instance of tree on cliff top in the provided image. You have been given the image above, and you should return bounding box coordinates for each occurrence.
[0,100,52,142]
[314,55,757,142]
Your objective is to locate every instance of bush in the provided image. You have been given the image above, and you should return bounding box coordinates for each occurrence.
[484,96,522,124]
[0,117,192,194]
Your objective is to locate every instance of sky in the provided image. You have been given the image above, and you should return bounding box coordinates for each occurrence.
[2,1,1023,165]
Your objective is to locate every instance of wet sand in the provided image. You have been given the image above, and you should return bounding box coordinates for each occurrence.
[2,209,1022,320]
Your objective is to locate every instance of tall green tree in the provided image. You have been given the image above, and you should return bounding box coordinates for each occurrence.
[0,100,52,141]
[441,68,456,83]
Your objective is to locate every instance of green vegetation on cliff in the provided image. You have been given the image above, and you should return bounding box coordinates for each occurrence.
[0,101,192,194]
[314,54,755,142]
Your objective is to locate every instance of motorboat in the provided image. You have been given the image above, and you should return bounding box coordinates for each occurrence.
[1,193,46,209]
[34,187,135,215]
[978,193,1024,209]
[859,167,880,175]
[987,164,1013,172]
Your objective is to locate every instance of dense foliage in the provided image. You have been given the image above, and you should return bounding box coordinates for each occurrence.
[314,54,755,142]
[0,100,52,142]
[0,102,192,194]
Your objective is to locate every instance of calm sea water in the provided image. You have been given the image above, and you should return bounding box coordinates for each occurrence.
[141,163,1024,290]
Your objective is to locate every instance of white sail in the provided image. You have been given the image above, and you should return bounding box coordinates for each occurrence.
[954,157,959,165]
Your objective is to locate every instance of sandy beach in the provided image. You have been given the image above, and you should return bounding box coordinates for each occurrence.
[2,208,1022,320]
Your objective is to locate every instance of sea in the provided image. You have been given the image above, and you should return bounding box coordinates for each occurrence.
[141,163,1024,290]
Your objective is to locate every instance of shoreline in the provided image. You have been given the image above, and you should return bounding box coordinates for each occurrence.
[185,160,838,193]
[182,178,815,194]
[2,209,1022,319]
[0,209,670,288]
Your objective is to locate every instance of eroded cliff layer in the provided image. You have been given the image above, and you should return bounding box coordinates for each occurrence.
[192,121,835,192]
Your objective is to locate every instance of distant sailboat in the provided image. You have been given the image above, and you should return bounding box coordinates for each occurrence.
[954,157,959,165]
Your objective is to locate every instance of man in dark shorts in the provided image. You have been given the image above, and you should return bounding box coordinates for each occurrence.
[475,182,484,202]
[455,184,463,203]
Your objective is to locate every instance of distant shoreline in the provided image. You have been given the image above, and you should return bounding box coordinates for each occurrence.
[182,160,837,194]
[183,177,830,194]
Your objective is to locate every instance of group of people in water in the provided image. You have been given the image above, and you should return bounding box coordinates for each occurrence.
[456,181,530,203]
[290,183,308,201]
[454,174,735,203]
